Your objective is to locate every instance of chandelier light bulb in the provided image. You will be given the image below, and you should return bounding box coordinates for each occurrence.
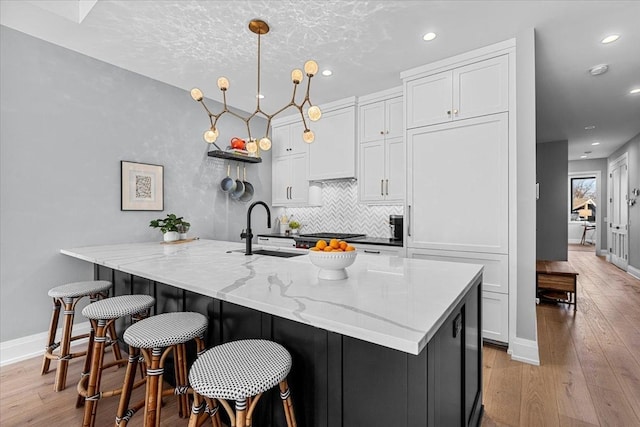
[246,139,258,153]
[259,137,272,151]
[307,105,322,122]
[217,77,229,91]
[291,69,303,84]
[190,88,204,101]
[304,60,319,76]
[303,129,315,144]
[203,127,219,143]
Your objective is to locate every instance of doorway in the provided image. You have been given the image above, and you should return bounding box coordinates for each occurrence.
[568,171,600,251]
[608,153,629,271]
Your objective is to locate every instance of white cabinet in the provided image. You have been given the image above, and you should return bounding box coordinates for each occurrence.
[407,248,509,343]
[406,54,508,129]
[271,119,320,207]
[272,154,309,206]
[308,97,357,181]
[406,113,509,254]
[402,41,514,345]
[354,243,402,257]
[358,90,404,204]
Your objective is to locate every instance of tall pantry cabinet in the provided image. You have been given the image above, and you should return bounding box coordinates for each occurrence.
[402,40,515,344]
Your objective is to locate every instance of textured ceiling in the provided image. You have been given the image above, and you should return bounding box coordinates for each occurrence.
[2,0,639,160]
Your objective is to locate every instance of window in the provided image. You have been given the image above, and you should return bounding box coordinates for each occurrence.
[570,177,596,221]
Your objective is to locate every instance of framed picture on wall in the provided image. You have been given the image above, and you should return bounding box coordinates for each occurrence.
[121,161,164,211]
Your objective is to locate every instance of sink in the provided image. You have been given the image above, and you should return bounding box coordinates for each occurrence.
[226,249,305,258]
[252,249,305,258]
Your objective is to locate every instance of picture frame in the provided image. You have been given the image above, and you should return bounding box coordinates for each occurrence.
[121,161,164,211]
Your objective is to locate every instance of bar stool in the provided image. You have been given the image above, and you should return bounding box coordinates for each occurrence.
[188,339,297,427]
[77,294,156,427]
[41,280,117,391]
[115,311,208,427]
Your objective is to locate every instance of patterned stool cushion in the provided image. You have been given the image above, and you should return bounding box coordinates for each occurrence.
[48,280,112,298]
[123,312,208,348]
[189,339,292,401]
[82,294,155,320]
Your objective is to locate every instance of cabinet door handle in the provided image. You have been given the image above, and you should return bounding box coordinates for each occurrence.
[453,109,459,115]
[385,179,389,195]
[289,186,293,200]
[407,205,411,236]
[380,131,384,135]
[258,238,269,242]
[447,110,451,115]
[364,250,381,254]
[381,179,384,196]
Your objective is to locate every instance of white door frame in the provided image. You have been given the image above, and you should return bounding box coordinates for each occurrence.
[568,170,601,251]
[607,152,629,268]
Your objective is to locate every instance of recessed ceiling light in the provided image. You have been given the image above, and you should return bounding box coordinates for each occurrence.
[630,88,640,94]
[589,64,609,76]
[580,155,588,159]
[584,125,596,130]
[591,142,600,146]
[322,69,333,76]
[423,32,437,41]
[601,34,620,44]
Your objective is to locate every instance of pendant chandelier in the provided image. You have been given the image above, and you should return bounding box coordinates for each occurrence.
[190,19,322,154]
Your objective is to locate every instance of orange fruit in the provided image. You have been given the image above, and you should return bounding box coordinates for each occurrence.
[339,241,348,250]
[310,247,320,251]
[329,239,340,249]
[323,246,334,252]
[345,245,355,252]
[316,240,327,250]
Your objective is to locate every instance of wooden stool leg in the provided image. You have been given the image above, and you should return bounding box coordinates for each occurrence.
[115,346,140,426]
[107,319,122,362]
[174,343,189,417]
[236,398,247,427]
[53,296,75,391]
[143,348,163,427]
[41,298,61,375]
[279,379,297,427]
[76,319,96,408]
[82,319,108,427]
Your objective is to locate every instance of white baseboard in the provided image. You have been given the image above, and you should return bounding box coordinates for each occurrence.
[628,264,640,280]
[0,321,91,367]
[598,249,608,257]
[508,336,540,365]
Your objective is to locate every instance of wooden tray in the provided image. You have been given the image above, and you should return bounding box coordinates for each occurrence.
[160,237,199,245]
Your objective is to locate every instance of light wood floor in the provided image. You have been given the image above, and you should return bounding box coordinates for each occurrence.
[2,247,638,426]
[482,247,640,426]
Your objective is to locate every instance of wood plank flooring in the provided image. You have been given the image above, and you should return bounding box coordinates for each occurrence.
[482,247,640,427]
[1,246,638,426]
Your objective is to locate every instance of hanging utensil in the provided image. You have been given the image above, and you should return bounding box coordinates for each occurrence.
[239,165,254,202]
[220,163,236,193]
[230,164,245,200]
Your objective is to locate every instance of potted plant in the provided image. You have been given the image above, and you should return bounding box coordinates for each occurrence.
[150,214,190,242]
[288,220,301,235]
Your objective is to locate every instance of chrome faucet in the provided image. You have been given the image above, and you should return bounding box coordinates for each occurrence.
[241,201,271,255]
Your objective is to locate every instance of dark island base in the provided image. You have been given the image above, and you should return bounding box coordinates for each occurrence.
[95,265,483,427]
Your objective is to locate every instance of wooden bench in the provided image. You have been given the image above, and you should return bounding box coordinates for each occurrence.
[536,260,578,311]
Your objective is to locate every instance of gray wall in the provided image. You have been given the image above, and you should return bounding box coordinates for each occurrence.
[0,26,271,342]
[568,158,608,251]
[536,140,568,260]
[607,132,640,270]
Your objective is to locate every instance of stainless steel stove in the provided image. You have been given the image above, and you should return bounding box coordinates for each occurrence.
[294,233,366,249]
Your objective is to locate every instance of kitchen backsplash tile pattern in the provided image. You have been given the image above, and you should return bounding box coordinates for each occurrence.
[277,181,403,238]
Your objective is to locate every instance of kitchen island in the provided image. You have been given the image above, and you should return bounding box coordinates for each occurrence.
[61,239,483,426]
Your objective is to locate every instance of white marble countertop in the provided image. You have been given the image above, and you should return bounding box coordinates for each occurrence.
[61,239,482,355]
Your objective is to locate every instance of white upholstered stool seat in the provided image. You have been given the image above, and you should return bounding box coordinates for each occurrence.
[48,280,112,298]
[77,294,155,427]
[188,339,297,427]
[82,294,155,320]
[42,280,115,392]
[116,312,208,427]
[123,311,208,349]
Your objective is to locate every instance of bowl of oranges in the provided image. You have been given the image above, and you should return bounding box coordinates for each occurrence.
[308,239,357,280]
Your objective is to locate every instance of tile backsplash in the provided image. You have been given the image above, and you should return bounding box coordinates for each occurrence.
[275,180,403,238]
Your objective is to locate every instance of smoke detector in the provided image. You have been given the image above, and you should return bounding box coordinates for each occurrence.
[589,64,609,76]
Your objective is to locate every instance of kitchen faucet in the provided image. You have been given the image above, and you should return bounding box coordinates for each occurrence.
[241,201,271,255]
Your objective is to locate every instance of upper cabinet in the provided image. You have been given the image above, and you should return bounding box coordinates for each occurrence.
[272,120,308,158]
[308,97,357,181]
[406,54,508,129]
[357,87,404,204]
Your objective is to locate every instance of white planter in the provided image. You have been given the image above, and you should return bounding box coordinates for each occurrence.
[163,231,179,242]
[179,233,188,240]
